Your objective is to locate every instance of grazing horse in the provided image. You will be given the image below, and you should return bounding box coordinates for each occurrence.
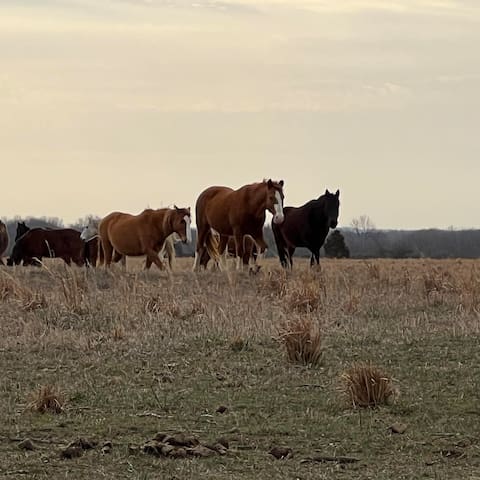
[15,221,97,266]
[0,220,9,265]
[7,228,87,266]
[81,219,178,269]
[194,179,285,270]
[98,207,191,270]
[272,189,340,268]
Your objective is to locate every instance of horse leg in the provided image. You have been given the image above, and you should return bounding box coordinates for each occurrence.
[288,247,295,269]
[102,238,114,267]
[194,227,208,271]
[145,249,165,270]
[233,233,246,269]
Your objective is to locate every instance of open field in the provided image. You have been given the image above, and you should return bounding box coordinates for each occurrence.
[1,258,480,479]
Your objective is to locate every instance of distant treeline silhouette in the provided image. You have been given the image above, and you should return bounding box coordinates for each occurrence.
[2,216,480,259]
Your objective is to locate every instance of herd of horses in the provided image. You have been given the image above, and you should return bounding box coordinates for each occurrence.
[0,179,340,271]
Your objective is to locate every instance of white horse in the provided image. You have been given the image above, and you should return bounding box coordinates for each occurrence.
[80,219,178,269]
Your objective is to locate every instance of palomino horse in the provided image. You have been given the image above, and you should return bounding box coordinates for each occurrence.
[7,227,87,266]
[194,179,284,270]
[272,189,340,268]
[81,219,178,269]
[0,220,9,265]
[98,207,191,269]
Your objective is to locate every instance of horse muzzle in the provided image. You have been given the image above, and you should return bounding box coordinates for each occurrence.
[273,213,285,225]
[330,220,338,229]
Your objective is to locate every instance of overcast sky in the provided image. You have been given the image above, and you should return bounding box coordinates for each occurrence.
[1,0,479,229]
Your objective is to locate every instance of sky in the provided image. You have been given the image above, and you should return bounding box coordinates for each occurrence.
[1,0,479,229]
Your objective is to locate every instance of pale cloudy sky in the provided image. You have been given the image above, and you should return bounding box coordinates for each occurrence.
[1,0,479,229]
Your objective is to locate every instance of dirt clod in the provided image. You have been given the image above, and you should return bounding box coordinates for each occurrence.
[389,422,408,434]
[216,405,228,414]
[18,439,35,451]
[269,446,292,459]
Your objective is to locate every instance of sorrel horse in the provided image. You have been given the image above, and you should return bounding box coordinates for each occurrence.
[98,206,191,269]
[15,221,97,266]
[272,189,340,268]
[0,220,9,265]
[7,227,87,266]
[194,179,285,270]
[81,219,178,269]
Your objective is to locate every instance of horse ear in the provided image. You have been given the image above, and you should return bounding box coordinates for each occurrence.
[279,179,284,187]
[267,179,273,188]
[325,189,330,195]
[335,189,340,197]
[174,205,179,211]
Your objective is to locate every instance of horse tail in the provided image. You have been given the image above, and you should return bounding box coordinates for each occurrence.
[205,229,221,264]
[164,234,175,270]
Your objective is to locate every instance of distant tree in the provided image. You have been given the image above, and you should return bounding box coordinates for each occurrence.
[324,229,350,258]
[350,215,376,235]
[69,215,101,231]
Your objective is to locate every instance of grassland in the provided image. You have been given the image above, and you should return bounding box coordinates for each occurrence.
[1,257,480,479]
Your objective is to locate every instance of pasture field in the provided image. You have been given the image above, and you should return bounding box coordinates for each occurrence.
[1,258,480,479]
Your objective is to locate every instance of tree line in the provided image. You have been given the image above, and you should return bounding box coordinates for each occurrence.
[2,216,480,259]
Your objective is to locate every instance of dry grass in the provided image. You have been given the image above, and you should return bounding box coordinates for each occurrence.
[2,257,480,479]
[27,384,65,414]
[340,362,397,408]
[279,316,323,365]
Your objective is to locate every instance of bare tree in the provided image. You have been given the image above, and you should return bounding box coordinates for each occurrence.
[350,215,376,236]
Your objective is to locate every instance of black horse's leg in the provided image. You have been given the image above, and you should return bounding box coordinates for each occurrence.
[287,247,295,269]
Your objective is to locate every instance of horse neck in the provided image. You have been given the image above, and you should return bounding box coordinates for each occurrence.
[310,197,328,221]
[156,210,174,237]
[245,183,268,219]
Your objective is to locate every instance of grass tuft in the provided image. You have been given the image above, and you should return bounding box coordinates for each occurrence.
[27,384,65,414]
[340,362,397,408]
[279,317,322,366]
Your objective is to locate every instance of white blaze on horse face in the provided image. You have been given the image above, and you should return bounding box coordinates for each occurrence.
[184,215,192,243]
[273,190,285,224]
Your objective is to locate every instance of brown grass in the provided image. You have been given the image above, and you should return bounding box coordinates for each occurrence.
[340,362,397,408]
[279,316,323,365]
[27,384,65,414]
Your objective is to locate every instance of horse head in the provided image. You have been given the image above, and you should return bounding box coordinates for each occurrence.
[80,219,99,241]
[171,206,192,244]
[15,221,29,242]
[322,189,340,229]
[266,179,285,225]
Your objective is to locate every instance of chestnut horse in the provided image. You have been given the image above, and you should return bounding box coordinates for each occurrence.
[81,219,178,269]
[0,220,9,265]
[272,189,340,268]
[98,206,191,269]
[194,179,284,270]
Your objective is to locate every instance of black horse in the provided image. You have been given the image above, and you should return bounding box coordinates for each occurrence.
[272,189,340,268]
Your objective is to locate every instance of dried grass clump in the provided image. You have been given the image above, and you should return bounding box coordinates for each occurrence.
[285,280,323,313]
[340,363,397,408]
[229,336,250,352]
[279,317,322,366]
[27,384,65,414]
[258,270,288,298]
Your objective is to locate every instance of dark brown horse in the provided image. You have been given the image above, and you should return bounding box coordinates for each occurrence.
[98,207,191,269]
[0,220,9,265]
[194,179,284,270]
[15,221,98,267]
[8,227,87,266]
[272,189,340,268]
